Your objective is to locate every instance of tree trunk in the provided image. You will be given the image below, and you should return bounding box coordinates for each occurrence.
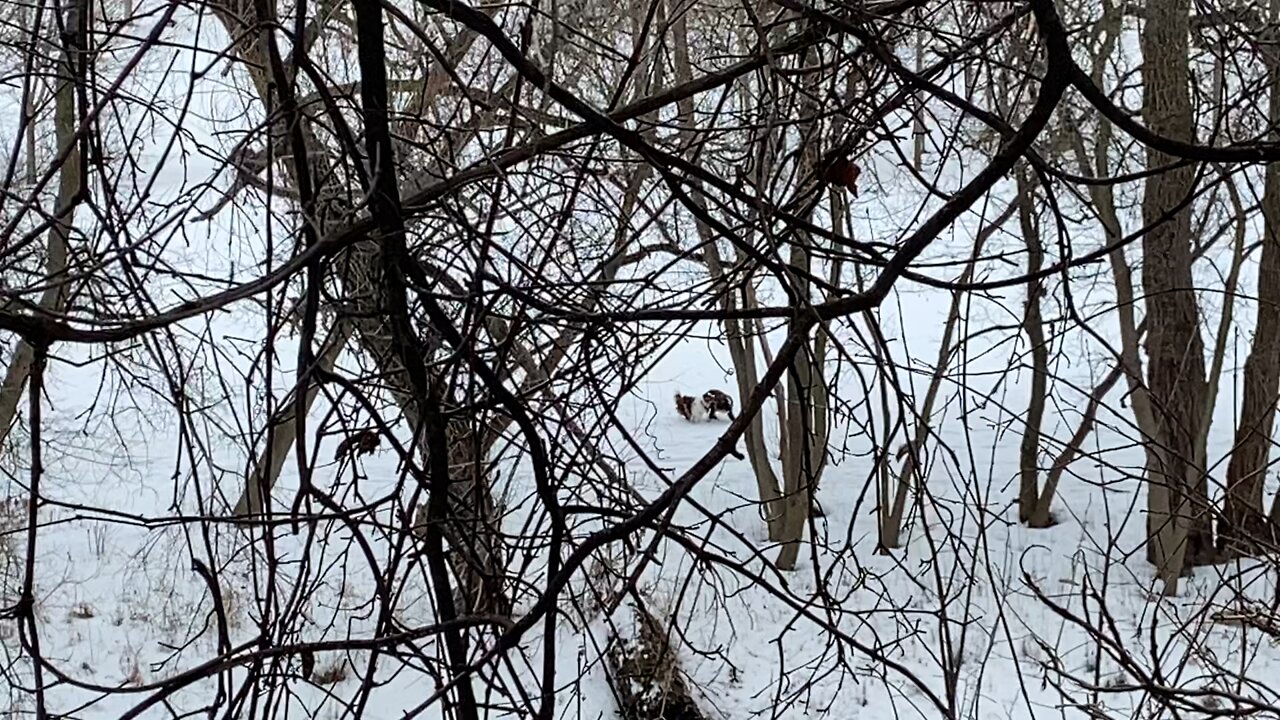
[750,286,791,502]
[1034,362,1125,527]
[775,328,815,571]
[877,200,1016,549]
[1140,0,1212,592]
[208,0,510,614]
[725,306,786,538]
[233,320,354,515]
[1016,168,1049,525]
[1068,31,1167,539]
[669,5,784,538]
[803,189,851,520]
[605,599,706,720]
[1226,16,1280,556]
[413,427,510,615]
[774,49,825,571]
[774,193,819,569]
[0,7,82,452]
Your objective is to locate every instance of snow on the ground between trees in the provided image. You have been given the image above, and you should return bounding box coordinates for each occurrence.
[4,330,1280,719]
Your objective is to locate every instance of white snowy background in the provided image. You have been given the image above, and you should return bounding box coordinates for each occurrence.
[1,2,1278,719]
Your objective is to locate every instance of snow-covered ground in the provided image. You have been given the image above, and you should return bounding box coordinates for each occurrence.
[3,3,1280,719]
[4,304,1279,719]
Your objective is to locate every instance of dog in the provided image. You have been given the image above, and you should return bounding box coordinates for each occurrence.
[701,389,735,420]
[670,392,732,420]
[674,392,709,422]
[674,390,744,460]
[673,390,736,422]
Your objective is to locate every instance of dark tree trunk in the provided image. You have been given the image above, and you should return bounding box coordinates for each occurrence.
[1016,169,1048,525]
[1139,0,1214,579]
[1223,26,1280,557]
[606,600,706,720]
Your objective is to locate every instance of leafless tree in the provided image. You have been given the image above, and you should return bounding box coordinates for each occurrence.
[6,0,1280,717]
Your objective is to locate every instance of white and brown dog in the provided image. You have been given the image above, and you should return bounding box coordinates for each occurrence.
[674,389,735,422]
[674,389,743,459]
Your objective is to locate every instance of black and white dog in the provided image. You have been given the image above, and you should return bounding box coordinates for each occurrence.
[674,389,736,422]
[674,389,743,459]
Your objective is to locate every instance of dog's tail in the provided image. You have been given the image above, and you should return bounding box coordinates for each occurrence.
[673,392,692,420]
